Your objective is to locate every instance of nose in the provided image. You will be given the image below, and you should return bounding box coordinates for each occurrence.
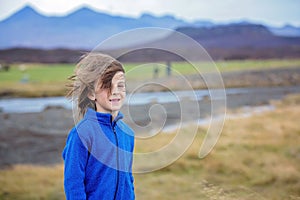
[111,85,120,95]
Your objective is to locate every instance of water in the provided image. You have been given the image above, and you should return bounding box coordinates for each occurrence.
[0,96,72,113]
[161,104,275,133]
[0,88,218,113]
[0,86,299,113]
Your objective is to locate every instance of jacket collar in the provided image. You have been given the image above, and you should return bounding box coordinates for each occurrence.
[85,108,123,125]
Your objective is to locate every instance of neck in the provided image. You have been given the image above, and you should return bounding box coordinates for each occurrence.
[111,110,118,121]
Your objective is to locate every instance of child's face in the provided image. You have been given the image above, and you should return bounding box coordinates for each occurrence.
[94,71,126,114]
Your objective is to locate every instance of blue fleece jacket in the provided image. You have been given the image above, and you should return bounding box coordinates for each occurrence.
[62,108,135,200]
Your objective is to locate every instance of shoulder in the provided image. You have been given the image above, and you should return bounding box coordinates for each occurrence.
[117,120,135,137]
[67,118,97,147]
[67,118,88,139]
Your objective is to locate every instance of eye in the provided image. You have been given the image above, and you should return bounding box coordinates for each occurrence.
[117,83,126,90]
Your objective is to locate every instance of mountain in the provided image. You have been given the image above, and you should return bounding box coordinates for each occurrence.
[111,24,300,62]
[1,6,300,62]
[175,24,300,48]
[1,23,300,63]
[0,5,211,49]
[177,24,300,59]
[269,24,300,37]
[1,5,299,50]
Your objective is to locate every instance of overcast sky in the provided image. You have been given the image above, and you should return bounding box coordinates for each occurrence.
[0,0,300,27]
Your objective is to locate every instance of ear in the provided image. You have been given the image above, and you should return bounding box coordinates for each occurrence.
[87,90,96,101]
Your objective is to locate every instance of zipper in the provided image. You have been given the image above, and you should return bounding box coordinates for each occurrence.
[113,125,119,200]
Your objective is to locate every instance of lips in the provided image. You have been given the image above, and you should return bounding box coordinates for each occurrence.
[109,99,120,102]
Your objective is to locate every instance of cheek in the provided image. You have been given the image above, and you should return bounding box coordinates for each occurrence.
[96,90,109,100]
[121,92,126,99]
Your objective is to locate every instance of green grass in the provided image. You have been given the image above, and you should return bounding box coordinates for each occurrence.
[0,63,73,83]
[215,59,300,72]
[124,62,198,78]
[0,59,300,97]
[124,59,300,80]
[0,63,74,97]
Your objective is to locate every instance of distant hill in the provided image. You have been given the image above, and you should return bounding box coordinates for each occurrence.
[110,24,300,62]
[0,5,212,49]
[1,24,300,63]
[269,25,300,37]
[1,6,300,63]
[176,24,277,48]
[175,24,300,54]
[1,5,300,50]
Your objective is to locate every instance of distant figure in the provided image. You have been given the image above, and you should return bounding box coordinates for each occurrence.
[19,64,29,83]
[18,64,27,72]
[153,65,159,79]
[0,63,9,72]
[20,74,30,83]
[3,64,10,72]
[166,61,172,77]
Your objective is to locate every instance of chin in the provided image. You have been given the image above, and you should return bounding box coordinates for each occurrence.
[110,105,122,111]
[112,107,122,112]
[109,102,123,111]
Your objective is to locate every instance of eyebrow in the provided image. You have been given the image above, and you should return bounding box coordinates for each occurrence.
[117,75,125,80]
[116,76,125,81]
[114,79,125,84]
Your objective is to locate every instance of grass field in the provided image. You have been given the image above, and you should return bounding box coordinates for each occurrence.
[0,94,299,199]
[0,64,72,97]
[125,58,300,80]
[0,59,300,97]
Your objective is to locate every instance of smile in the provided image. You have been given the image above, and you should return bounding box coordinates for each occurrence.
[109,99,120,102]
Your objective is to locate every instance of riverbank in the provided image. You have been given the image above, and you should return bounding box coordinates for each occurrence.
[1,85,300,168]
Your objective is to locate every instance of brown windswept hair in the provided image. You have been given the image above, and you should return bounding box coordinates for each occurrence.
[66,52,124,121]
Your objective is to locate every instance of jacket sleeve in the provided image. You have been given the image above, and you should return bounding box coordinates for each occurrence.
[62,128,89,200]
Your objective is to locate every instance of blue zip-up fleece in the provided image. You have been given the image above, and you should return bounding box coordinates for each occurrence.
[62,108,135,200]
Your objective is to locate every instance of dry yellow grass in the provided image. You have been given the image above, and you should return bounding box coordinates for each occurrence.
[0,165,64,199]
[134,95,300,200]
[0,94,300,200]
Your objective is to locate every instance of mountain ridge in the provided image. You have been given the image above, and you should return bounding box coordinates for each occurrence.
[0,5,300,63]
[0,5,198,49]
[1,5,300,50]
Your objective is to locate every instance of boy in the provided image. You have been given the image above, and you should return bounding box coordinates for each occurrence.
[62,53,135,200]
